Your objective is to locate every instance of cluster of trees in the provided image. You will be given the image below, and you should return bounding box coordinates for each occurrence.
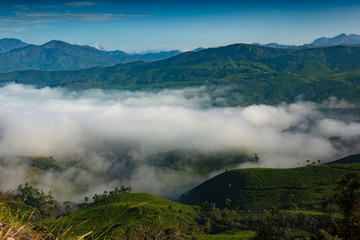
[92,186,132,203]
[313,172,360,239]
[27,156,60,171]
[196,199,243,234]
[15,183,132,218]
[17,183,59,219]
[63,186,132,215]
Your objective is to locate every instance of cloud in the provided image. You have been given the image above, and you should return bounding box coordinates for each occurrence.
[0,11,149,25]
[64,2,97,7]
[0,83,359,202]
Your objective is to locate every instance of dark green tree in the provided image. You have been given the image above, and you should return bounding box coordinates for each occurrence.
[335,172,360,239]
[17,183,59,219]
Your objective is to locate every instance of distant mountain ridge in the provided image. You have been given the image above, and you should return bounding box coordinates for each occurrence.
[253,33,360,49]
[107,49,182,63]
[0,39,184,73]
[1,34,360,73]
[0,40,121,72]
[311,33,360,46]
[1,43,360,105]
[0,38,28,53]
[253,42,298,49]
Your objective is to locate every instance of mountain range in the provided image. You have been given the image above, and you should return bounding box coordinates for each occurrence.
[0,39,183,73]
[0,40,121,72]
[1,42,360,105]
[254,33,360,49]
[1,33,360,73]
[107,49,182,63]
[311,33,360,46]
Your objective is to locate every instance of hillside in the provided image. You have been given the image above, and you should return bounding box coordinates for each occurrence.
[1,43,360,105]
[3,154,360,239]
[53,193,200,239]
[181,154,360,210]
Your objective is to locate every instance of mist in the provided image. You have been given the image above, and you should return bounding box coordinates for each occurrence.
[0,83,359,202]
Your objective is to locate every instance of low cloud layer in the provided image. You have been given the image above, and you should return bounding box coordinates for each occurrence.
[0,83,359,202]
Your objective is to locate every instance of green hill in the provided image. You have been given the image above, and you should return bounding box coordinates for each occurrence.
[54,193,200,239]
[181,154,360,210]
[1,43,360,105]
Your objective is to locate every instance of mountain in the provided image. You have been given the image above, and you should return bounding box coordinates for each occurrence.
[254,33,360,49]
[311,33,360,46]
[181,154,360,210]
[0,40,121,72]
[107,49,182,63]
[193,47,206,51]
[1,43,360,105]
[0,39,183,72]
[0,38,28,53]
[253,42,298,49]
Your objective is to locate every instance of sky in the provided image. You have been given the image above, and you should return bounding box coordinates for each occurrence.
[0,0,360,52]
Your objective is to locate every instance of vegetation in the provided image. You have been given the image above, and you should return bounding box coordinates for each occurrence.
[17,183,60,219]
[148,149,257,175]
[182,154,360,210]
[1,154,360,239]
[27,156,61,171]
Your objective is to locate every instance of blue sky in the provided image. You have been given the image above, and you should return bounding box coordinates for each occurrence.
[0,0,360,52]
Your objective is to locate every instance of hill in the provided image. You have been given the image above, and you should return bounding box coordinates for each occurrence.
[1,43,360,105]
[0,38,28,53]
[181,154,360,210]
[53,193,200,239]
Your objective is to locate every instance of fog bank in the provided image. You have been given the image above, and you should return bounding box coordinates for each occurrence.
[0,84,359,202]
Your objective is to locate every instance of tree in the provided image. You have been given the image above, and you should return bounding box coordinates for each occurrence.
[251,207,289,240]
[320,197,335,233]
[17,183,59,219]
[63,201,74,215]
[335,172,360,239]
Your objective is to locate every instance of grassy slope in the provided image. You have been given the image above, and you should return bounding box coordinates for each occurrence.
[57,193,199,239]
[182,154,360,210]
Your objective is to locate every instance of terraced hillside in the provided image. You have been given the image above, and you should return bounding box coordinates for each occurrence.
[54,193,200,239]
[181,154,360,210]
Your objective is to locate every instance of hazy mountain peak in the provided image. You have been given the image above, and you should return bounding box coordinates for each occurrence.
[41,40,72,48]
[89,42,106,51]
[0,38,28,53]
[253,42,298,49]
[311,33,360,46]
[76,42,107,51]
